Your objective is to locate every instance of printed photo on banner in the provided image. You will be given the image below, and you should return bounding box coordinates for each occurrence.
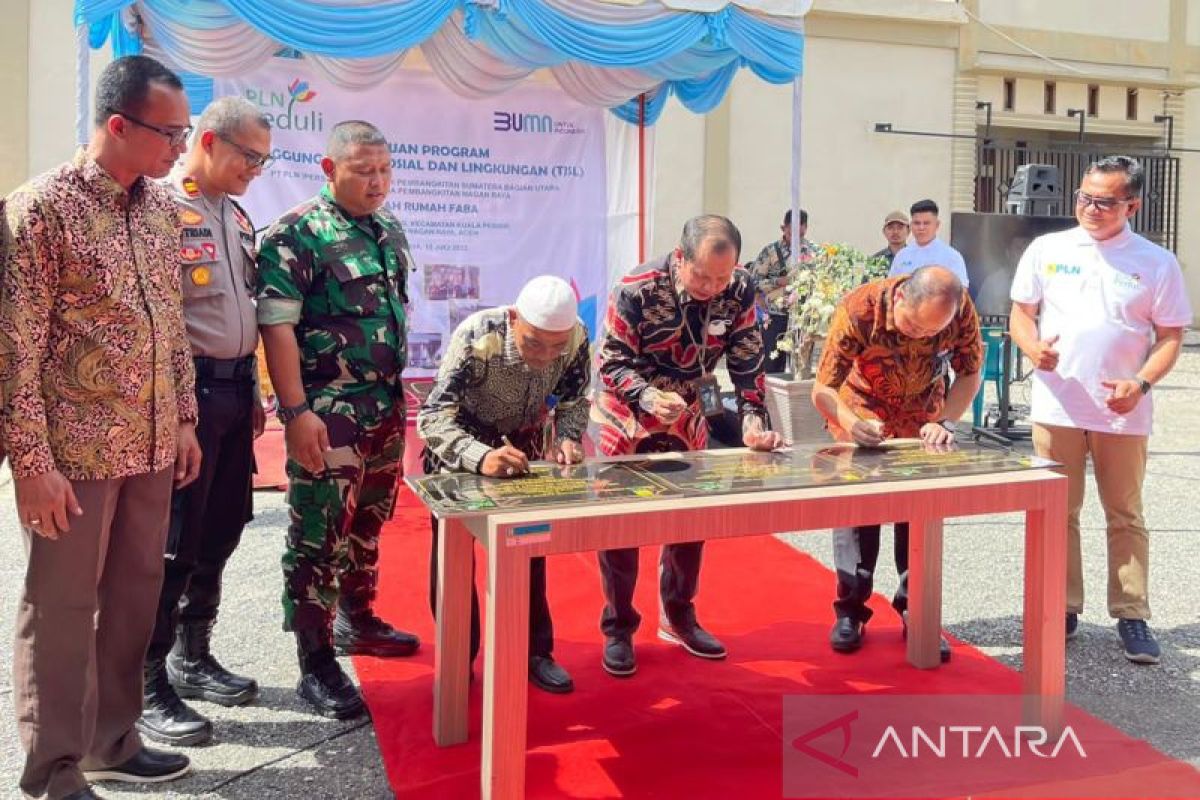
[425,264,480,300]
[409,332,443,371]
[449,300,492,328]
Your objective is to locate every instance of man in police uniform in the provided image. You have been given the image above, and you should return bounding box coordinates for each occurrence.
[137,97,271,747]
[258,119,418,719]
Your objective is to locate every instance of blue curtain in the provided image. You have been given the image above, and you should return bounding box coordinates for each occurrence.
[74,0,805,125]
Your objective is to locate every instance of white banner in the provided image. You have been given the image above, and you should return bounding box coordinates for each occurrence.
[215,59,611,377]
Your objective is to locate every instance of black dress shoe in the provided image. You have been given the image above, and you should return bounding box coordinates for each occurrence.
[658,620,727,659]
[168,623,258,707]
[332,607,420,658]
[83,747,190,784]
[297,660,367,720]
[830,618,865,653]
[139,661,212,747]
[529,655,574,694]
[602,635,636,677]
[62,787,106,799]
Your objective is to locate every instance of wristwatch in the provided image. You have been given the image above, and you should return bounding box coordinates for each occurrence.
[1137,378,1152,395]
[277,401,310,424]
[938,419,959,433]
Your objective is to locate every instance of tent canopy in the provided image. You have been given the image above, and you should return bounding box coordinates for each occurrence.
[75,0,807,124]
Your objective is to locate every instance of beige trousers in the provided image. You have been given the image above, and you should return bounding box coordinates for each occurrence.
[14,468,173,799]
[1032,423,1150,620]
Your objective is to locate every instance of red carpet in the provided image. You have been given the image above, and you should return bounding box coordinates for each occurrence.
[353,489,1200,799]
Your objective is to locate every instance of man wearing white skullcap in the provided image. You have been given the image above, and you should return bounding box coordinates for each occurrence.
[417,275,591,693]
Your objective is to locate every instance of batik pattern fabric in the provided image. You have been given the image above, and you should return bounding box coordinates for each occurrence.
[816,275,982,438]
[418,307,591,473]
[592,254,767,456]
[0,151,197,480]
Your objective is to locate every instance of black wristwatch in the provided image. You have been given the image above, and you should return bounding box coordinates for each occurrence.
[1137,378,1152,395]
[277,401,310,424]
[938,419,958,433]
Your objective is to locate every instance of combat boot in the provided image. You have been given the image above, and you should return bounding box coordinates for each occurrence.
[295,628,367,720]
[168,621,259,706]
[137,659,212,747]
[332,604,420,658]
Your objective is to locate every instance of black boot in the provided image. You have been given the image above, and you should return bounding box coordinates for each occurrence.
[332,604,420,658]
[295,629,367,720]
[168,621,259,707]
[136,660,213,747]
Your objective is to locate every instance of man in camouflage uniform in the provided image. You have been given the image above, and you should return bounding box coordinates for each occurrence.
[257,120,418,720]
[747,208,816,375]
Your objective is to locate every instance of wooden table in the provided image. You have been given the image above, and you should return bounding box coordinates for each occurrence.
[421,448,1068,799]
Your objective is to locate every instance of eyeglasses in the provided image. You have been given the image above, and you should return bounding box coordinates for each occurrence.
[217,133,274,170]
[118,111,192,148]
[1074,190,1134,213]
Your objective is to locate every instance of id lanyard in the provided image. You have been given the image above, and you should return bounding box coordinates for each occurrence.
[675,260,722,417]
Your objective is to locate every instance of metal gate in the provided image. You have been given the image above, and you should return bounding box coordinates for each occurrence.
[975,142,1180,252]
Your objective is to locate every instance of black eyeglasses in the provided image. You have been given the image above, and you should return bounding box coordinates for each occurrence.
[117,111,192,148]
[1074,189,1134,213]
[217,133,274,170]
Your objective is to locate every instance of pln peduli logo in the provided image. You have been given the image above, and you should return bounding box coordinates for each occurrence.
[244,78,323,132]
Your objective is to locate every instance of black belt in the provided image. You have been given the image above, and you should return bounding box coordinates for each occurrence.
[194,355,256,381]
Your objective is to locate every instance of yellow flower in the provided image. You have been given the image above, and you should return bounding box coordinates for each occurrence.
[824,245,839,256]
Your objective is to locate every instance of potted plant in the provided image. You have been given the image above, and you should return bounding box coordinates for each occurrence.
[765,244,889,443]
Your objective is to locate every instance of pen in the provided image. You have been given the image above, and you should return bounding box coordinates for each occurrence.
[500,435,526,476]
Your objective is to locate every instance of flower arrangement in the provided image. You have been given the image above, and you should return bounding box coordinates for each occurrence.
[774,243,890,358]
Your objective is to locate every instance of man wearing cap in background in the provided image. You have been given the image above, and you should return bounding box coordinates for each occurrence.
[419,275,591,693]
[592,214,786,678]
[138,96,272,749]
[871,211,910,268]
[747,208,815,374]
[888,199,969,288]
[258,119,418,720]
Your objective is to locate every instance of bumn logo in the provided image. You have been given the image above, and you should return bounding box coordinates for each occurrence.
[493,111,554,133]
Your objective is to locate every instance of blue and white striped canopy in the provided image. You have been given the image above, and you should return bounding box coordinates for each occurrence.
[74,0,807,124]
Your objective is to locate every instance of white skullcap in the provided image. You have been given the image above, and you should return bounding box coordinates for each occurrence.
[514,275,578,332]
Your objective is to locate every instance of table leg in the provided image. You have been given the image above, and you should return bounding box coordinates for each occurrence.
[906,516,944,669]
[434,518,472,746]
[1022,487,1067,733]
[482,535,531,799]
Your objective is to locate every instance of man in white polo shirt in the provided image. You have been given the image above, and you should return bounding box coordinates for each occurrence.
[1009,155,1191,665]
[888,199,969,288]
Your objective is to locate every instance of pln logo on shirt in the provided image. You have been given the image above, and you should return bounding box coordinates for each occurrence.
[1044,262,1082,277]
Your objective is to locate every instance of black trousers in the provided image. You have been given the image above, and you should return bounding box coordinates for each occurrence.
[598,542,704,638]
[831,522,910,624]
[761,313,789,374]
[427,515,554,659]
[146,376,254,663]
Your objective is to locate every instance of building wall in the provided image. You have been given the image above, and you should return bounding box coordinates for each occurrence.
[0,0,31,194]
[652,23,960,260]
[978,0,1171,43]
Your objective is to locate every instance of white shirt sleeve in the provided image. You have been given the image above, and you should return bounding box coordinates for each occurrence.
[949,247,969,288]
[1151,256,1194,328]
[1010,236,1043,305]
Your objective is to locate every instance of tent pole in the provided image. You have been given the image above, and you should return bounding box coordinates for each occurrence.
[638,92,647,263]
[789,73,803,374]
[75,23,90,147]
